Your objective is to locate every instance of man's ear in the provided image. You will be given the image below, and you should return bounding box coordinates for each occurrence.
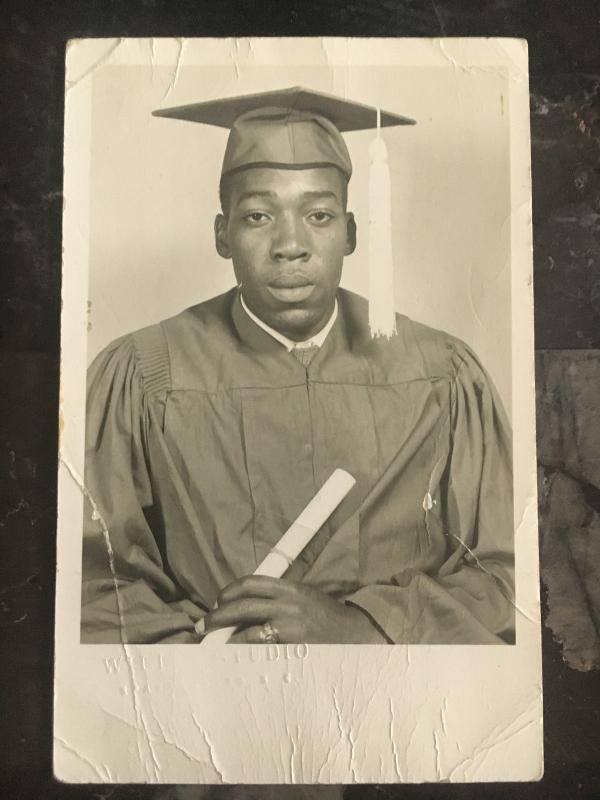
[344,212,357,256]
[214,214,232,259]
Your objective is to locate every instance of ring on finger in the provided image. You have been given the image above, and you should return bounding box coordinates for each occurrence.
[259,621,280,644]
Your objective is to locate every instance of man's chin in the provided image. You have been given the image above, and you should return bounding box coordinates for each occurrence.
[268,306,328,341]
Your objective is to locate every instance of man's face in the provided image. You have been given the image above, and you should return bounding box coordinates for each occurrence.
[215,167,356,341]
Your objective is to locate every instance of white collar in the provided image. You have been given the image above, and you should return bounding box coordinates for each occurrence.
[240,293,338,351]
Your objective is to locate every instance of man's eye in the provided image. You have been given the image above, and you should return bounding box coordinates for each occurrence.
[244,212,270,224]
[308,211,334,224]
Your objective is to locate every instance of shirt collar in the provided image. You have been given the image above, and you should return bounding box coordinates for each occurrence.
[240,293,338,352]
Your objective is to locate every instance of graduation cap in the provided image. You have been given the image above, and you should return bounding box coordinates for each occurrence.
[153,87,416,338]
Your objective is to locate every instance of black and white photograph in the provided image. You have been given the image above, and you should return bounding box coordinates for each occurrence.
[55,37,541,784]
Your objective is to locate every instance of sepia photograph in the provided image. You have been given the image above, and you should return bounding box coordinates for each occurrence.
[55,38,541,784]
[81,55,515,648]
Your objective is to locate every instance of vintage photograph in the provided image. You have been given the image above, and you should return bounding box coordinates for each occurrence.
[80,54,515,647]
[55,38,541,784]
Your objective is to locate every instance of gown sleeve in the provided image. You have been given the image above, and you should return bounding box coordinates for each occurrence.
[345,344,516,644]
[81,335,204,643]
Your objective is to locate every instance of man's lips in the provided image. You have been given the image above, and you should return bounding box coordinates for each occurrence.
[267,274,315,303]
[269,273,312,289]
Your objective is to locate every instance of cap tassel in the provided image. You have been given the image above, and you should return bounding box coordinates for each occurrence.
[368,109,396,339]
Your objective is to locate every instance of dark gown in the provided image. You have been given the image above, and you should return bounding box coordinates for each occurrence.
[81,287,515,644]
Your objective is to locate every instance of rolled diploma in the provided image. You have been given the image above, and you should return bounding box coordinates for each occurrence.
[199,468,356,646]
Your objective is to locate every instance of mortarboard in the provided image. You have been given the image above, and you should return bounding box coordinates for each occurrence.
[153,87,416,338]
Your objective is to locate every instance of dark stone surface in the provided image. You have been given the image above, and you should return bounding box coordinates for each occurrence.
[536,350,600,488]
[1,1,600,798]
[536,350,600,671]
[538,465,600,670]
[532,86,600,350]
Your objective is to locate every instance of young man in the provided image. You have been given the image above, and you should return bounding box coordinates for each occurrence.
[81,89,515,645]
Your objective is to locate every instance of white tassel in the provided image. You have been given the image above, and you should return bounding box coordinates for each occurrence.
[368,109,396,338]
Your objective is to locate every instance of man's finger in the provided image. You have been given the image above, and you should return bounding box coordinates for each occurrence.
[217,575,297,606]
[228,624,287,645]
[205,597,282,630]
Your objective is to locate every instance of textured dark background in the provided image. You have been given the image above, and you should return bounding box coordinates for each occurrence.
[1,1,599,798]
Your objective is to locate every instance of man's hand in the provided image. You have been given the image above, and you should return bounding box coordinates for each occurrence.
[203,576,388,644]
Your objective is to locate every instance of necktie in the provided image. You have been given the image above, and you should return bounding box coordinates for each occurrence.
[291,344,319,367]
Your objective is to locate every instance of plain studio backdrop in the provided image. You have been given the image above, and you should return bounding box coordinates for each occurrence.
[87,60,512,414]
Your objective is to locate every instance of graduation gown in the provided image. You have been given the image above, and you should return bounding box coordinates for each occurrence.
[81,288,515,644]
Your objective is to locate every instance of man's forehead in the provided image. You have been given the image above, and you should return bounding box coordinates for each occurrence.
[227,167,346,201]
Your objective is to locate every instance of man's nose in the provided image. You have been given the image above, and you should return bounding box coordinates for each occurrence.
[270,215,310,262]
